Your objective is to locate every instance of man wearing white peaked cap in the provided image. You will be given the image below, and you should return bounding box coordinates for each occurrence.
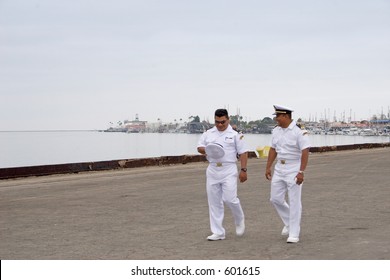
[265,105,311,243]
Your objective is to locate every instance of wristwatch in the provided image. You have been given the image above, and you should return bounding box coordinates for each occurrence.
[241,168,247,172]
[298,170,304,175]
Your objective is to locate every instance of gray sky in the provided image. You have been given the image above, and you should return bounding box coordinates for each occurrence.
[1,0,389,130]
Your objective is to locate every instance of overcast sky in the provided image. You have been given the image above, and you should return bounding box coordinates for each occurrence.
[1,0,389,130]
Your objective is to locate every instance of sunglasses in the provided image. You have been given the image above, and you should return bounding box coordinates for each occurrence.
[215,120,227,125]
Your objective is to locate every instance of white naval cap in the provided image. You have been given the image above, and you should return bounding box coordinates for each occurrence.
[205,143,225,159]
[273,104,294,115]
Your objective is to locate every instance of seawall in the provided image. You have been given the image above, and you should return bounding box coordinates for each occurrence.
[1,142,389,180]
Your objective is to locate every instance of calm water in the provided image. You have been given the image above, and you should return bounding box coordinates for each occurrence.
[1,131,389,168]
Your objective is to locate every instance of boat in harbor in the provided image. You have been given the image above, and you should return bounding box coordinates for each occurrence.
[347,126,359,136]
[360,128,376,136]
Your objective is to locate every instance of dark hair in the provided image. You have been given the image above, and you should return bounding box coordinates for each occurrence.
[215,109,229,118]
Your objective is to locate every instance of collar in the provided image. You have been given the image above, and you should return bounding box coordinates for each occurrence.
[287,120,296,130]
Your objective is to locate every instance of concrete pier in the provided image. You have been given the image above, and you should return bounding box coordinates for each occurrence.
[1,147,389,259]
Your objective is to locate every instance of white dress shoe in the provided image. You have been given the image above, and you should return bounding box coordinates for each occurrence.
[207,233,225,241]
[236,220,245,237]
[287,237,299,243]
[281,226,289,236]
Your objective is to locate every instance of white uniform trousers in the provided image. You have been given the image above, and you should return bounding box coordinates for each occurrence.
[206,163,244,236]
[270,161,302,238]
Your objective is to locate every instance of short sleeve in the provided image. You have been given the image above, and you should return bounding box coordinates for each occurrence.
[197,131,207,148]
[235,133,249,155]
[298,130,311,150]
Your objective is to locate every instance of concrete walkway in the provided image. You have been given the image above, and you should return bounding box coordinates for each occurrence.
[1,148,389,259]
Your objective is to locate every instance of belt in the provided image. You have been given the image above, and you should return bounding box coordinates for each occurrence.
[210,162,235,167]
[278,159,299,164]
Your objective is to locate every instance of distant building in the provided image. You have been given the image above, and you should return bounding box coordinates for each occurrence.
[187,122,208,133]
[124,114,147,133]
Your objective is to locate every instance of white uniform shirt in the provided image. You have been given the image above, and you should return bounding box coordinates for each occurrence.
[197,125,248,163]
[271,121,310,161]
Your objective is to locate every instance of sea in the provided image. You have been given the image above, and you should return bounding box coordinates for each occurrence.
[1,131,389,168]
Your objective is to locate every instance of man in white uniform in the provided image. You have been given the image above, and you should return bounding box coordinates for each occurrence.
[265,105,310,243]
[197,109,249,241]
